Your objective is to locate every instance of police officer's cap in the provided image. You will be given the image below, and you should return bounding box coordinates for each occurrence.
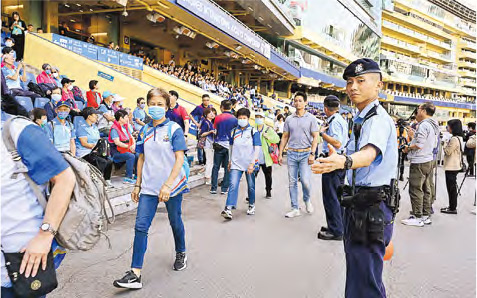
[323,95,340,108]
[343,58,381,80]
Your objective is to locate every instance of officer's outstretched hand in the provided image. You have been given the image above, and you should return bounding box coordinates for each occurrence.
[312,144,346,174]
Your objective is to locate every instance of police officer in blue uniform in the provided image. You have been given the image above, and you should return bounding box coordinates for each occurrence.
[318,95,348,241]
[312,58,399,298]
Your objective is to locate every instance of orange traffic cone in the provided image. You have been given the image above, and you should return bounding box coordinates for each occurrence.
[384,241,394,261]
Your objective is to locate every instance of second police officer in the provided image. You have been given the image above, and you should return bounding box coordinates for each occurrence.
[312,58,399,298]
[317,95,349,241]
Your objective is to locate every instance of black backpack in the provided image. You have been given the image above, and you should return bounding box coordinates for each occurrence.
[28,81,46,97]
[92,138,110,158]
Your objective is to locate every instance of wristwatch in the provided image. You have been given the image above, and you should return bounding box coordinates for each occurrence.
[343,154,353,170]
[40,223,57,236]
[310,152,315,157]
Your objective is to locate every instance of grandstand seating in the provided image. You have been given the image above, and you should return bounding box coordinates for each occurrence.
[14,96,34,112]
[34,97,50,108]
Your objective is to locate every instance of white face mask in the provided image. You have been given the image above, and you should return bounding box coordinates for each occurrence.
[52,73,58,78]
[68,85,73,91]
[238,119,248,128]
[51,94,62,102]
[5,41,12,47]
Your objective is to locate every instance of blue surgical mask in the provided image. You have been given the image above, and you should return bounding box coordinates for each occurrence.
[51,94,62,102]
[148,106,166,120]
[57,111,69,120]
[255,118,264,126]
[45,69,51,75]
[140,103,146,109]
[238,119,249,128]
[41,119,47,126]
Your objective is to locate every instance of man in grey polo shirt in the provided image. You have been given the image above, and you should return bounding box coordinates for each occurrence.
[279,91,320,218]
[401,102,439,227]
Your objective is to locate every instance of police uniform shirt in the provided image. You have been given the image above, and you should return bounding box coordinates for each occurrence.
[229,124,261,172]
[136,119,189,197]
[323,112,348,154]
[346,100,398,187]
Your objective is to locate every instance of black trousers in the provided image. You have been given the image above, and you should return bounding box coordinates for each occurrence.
[255,164,272,192]
[466,153,475,176]
[83,152,113,181]
[277,133,283,149]
[445,170,459,210]
[12,34,24,61]
[398,150,407,178]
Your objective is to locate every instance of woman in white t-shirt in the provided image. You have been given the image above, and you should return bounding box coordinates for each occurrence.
[113,87,189,290]
[274,114,285,148]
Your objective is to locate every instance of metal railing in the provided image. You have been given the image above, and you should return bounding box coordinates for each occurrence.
[382,20,452,49]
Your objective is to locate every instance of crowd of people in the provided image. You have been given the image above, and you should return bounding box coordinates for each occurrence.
[386,89,476,104]
[2,23,477,298]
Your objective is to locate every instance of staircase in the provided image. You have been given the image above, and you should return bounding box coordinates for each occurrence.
[105,139,223,216]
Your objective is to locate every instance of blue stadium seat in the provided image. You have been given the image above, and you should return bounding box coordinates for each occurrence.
[75,101,85,111]
[15,96,34,113]
[21,72,36,90]
[34,97,50,108]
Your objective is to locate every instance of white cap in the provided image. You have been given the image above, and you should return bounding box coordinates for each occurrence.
[112,94,124,102]
[255,112,265,118]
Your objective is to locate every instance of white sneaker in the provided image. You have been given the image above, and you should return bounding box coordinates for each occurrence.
[422,216,432,225]
[471,208,476,215]
[285,209,301,218]
[305,200,314,214]
[247,205,255,215]
[106,180,114,188]
[401,216,424,227]
[221,208,233,220]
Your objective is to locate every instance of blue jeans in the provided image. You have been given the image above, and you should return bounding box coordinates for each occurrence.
[113,152,138,178]
[286,151,312,209]
[211,146,230,192]
[197,147,205,164]
[226,169,255,208]
[343,202,394,298]
[131,193,185,269]
[322,169,346,236]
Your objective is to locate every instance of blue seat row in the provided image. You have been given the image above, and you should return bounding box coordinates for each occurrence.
[14,96,86,113]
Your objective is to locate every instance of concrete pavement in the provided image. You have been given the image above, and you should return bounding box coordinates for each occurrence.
[50,162,476,298]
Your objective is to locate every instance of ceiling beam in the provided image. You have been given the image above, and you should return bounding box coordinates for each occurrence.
[58,6,146,16]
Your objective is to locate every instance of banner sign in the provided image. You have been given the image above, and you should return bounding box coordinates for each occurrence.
[177,0,271,59]
[97,71,114,81]
[119,53,143,70]
[52,34,142,70]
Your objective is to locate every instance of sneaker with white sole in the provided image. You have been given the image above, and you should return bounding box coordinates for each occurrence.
[247,205,255,215]
[221,208,233,220]
[113,270,142,289]
[285,209,301,218]
[173,252,187,271]
[123,177,137,185]
[106,180,115,188]
[401,216,424,227]
[422,216,432,225]
[221,190,228,195]
[305,200,314,214]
